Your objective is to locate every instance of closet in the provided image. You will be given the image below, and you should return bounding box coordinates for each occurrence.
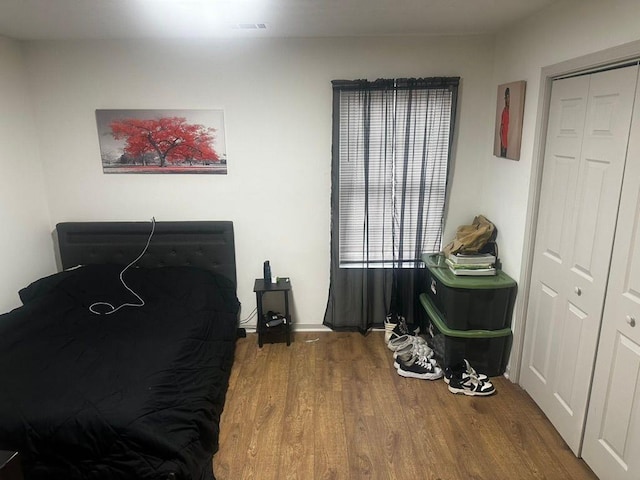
[520,63,640,479]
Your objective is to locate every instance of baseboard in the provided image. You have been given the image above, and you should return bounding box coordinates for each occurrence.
[292,324,332,332]
[242,324,332,333]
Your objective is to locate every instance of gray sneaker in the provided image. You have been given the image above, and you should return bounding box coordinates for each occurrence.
[392,341,434,363]
[387,333,429,352]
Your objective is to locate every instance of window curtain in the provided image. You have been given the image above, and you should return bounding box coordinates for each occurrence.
[323,77,459,333]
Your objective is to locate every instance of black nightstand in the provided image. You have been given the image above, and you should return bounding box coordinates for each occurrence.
[253,278,292,347]
[0,451,23,480]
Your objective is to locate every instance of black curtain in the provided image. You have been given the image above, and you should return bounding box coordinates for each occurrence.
[323,77,459,333]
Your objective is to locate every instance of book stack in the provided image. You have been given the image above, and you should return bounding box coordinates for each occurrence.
[445,252,497,276]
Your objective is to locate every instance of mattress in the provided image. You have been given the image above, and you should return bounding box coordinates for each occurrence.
[0,264,239,479]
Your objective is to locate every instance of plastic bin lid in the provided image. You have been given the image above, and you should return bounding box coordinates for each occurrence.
[419,293,512,338]
[422,253,516,290]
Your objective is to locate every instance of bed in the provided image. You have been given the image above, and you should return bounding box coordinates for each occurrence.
[0,221,239,480]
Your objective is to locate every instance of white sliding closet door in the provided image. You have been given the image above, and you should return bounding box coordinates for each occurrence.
[520,65,638,455]
[582,75,640,480]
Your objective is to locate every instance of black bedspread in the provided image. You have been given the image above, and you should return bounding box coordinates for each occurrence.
[0,264,239,480]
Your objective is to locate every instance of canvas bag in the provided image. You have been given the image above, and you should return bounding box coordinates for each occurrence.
[443,215,497,256]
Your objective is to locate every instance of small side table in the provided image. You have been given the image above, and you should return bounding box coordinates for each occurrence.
[253,278,292,347]
[0,451,23,480]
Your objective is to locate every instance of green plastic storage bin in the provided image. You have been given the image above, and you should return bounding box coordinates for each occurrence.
[419,293,512,377]
[422,253,517,331]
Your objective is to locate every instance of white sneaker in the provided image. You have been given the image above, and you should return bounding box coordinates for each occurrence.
[392,341,434,362]
[383,314,397,344]
[387,334,428,352]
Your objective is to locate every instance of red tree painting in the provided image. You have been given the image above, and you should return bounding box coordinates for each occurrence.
[110,117,219,167]
[96,109,227,174]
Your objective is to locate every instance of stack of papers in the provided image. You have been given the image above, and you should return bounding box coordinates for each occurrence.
[446,253,496,276]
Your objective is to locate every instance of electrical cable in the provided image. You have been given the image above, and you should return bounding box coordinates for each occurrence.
[239,307,257,325]
[89,217,156,315]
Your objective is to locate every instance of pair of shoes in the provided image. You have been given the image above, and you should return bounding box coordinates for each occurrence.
[384,314,420,344]
[395,353,443,380]
[444,359,489,384]
[448,373,495,396]
[446,360,495,396]
[391,337,434,361]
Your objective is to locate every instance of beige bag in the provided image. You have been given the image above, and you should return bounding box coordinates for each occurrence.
[443,215,496,256]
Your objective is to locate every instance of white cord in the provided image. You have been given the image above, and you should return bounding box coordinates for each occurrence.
[89,217,156,315]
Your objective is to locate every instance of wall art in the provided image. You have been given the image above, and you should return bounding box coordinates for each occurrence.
[96,109,227,174]
[493,81,526,160]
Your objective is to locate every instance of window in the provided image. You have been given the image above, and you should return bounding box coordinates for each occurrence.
[333,78,458,268]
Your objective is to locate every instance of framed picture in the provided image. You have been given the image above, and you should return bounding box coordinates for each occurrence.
[493,81,526,160]
[96,109,227,174]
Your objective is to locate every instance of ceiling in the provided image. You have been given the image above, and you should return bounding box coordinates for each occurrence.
[0,0,560,41]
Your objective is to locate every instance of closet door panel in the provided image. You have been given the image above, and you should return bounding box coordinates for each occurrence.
[543,155,580,263]
[521,65,638,455]
[583,97,640,477]
[554,301,588,414]
[522,75,588,421]
[528,283,559,383]
[597,335,640,460]
[571,159,610,276]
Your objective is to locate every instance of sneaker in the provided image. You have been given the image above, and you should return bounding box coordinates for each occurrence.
[384,314,398,344]
[444,359,489,385]
[448,372,495,396]
[387,334,429,352]
[392,341,434,362]
[393,355,438,370]
[395,353,443,380]
[386,314,420,344]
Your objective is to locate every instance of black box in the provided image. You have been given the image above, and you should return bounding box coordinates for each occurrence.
[423,254,517,331]
[420,293,512,377]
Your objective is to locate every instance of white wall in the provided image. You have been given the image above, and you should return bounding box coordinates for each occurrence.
[5,0,638,344]
[22,35,495,328]
[7,0,638,335]
[0,36,56,313]
[480,0,640,376]
[483,0,640,279]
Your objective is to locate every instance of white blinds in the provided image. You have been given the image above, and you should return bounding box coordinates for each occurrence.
[337,85,453,267]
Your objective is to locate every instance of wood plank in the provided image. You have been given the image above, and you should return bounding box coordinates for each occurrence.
[214,332,597,480]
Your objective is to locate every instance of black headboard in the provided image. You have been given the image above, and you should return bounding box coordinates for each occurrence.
[55,221,237,288]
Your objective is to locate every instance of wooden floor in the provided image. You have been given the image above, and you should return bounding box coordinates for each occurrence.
[213,332,598,480]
